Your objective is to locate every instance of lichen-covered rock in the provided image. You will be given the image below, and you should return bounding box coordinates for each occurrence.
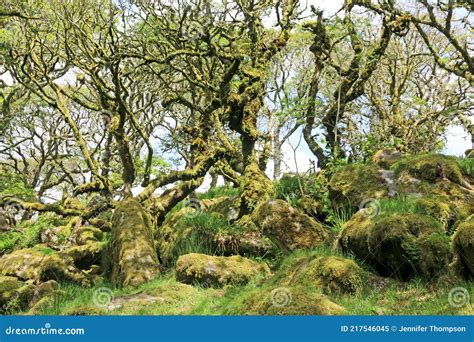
[65,242,105,270]
[338,212,374,263]
[393,154,465,185]
[339,213,450,280]
[253,200,331,251]
[0,276,25,308]
[0,246,88,285]
[452,219,474,279]
[111,199,160,288]
[40,226,71,247]
[329,164,388,209]
[372,149,403,169]
[213,231,274,257]
[276,255,368,295]
[235,286,345,315]
[75,226,104,245]
[176,253,271,287]
[414,197,456,231]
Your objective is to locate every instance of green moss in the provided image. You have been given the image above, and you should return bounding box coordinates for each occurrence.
[111,199,160,288]
[175,253,271,287]
[368,213,450,280]
[452,219,474,278]
[329,164,388,210]
[230,286,345,315]
[393,154,464,185]
[253,199,331,252]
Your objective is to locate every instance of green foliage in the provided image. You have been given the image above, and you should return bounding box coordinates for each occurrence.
[458,157,474,178]
[0,172,35,201]
[0,213,67,254]
[197,185,239,200]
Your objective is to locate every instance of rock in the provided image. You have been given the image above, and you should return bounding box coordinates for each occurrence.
[40,226,71,247]
[74,226,104,245]
[236,286,345,315]
[65,242,104,270]
[452,218,474,279]
[111,199,160,288]
[329,164,388,210]
[372,149,403,169]
[339,212,450,280]
[201,195,240,221]
[0,246,88,285]
[176,253,271,287]
[393,154,465,185]
[276,255,368,295]
[213,231,274,257]
[253,199,331,251]
[31,280,59,305]
[414,197,455,231]
[0,276,25,308]
[338,212,374,263]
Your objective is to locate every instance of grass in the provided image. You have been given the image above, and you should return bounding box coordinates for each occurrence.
[197,185,240,200]
[0,213,67,255]
[458,157,474,178]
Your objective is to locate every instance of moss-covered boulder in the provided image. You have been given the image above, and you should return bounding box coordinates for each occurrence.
[338,212,374,263]
[0,246,88,285]
[452,219,474,278]
[111,199,160,288]
[372,149,403,169]
[0,276,25,308]
[175,253,271,287]
[393,154,465,185]
[235,286,345,315]
[65,242,105,270]
[369,214,450,279]
[414,197,456,232]
[339,212,450,280]
[329,164,388,209]
[253,200,331,251]
[275,255,368,295]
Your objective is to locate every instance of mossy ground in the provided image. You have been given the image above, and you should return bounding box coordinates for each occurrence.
[10,247,472,316]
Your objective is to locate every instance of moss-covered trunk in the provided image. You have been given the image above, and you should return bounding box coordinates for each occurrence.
[110,199,160,288]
